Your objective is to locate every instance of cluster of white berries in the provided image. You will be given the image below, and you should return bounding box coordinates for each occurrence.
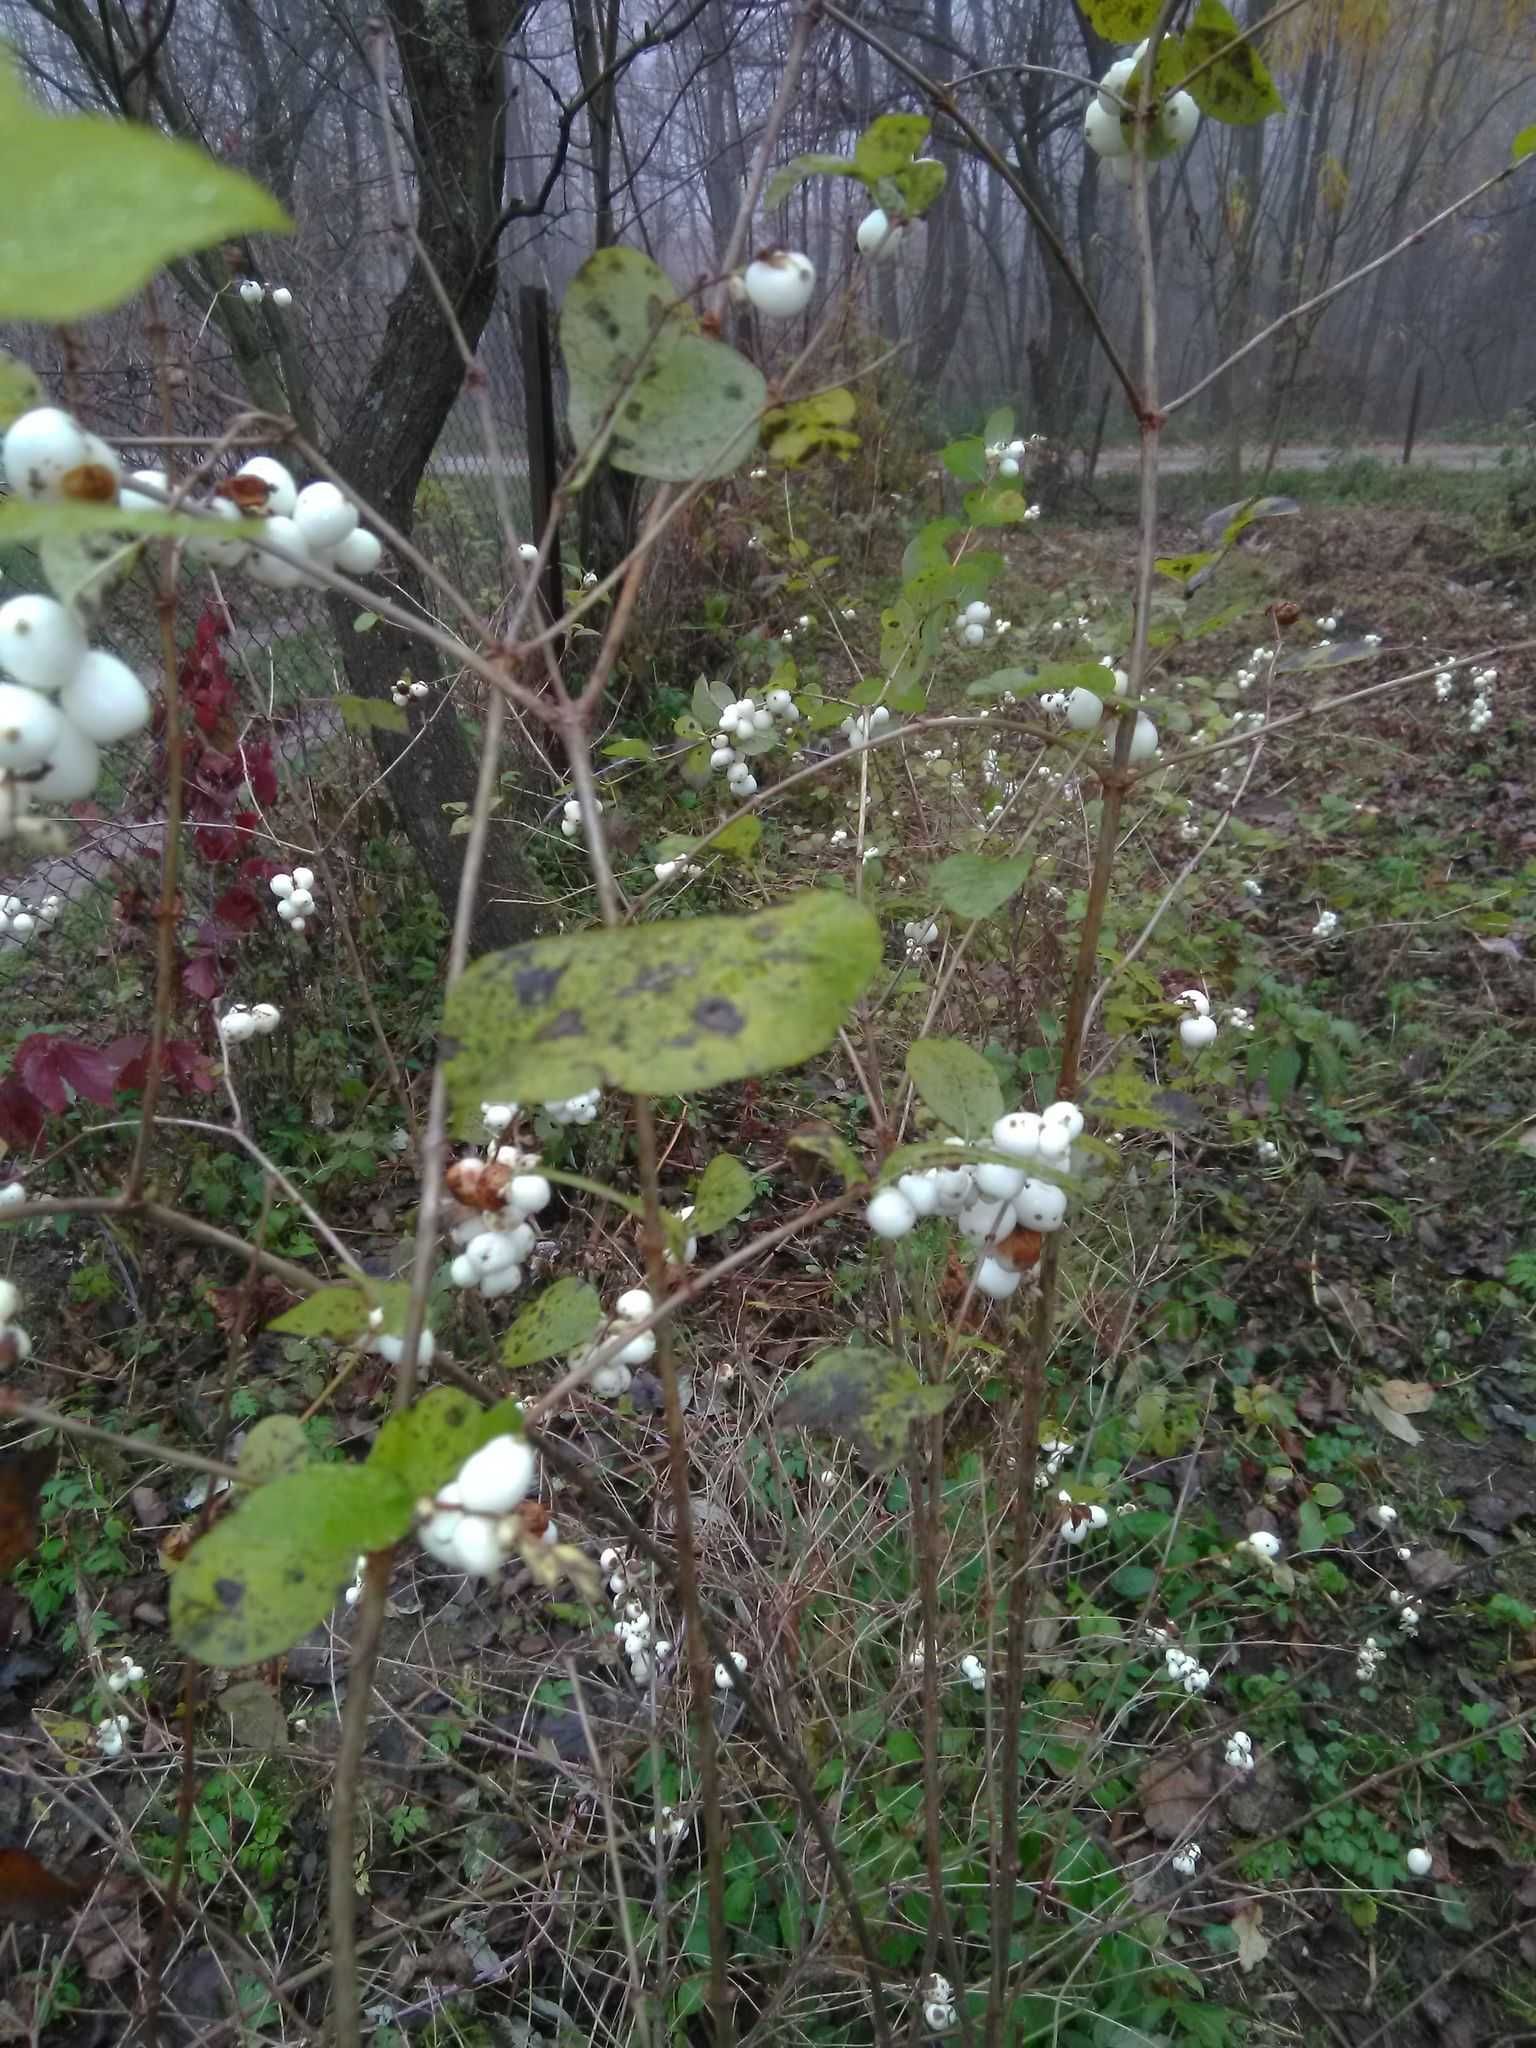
[953,599,1010,646]
[1170,1841,1202,1878]
[1034,1434,1074,1489]
[865,1100,1082,1301]
[650,1806,690,1847]
[0,891,61,942]
[1224,1729,1255,1773]
[921,1973,958,2032]
[95,1712,131,1760]
[959,1651,987,1692]
[0,1279,33,1361]
[1164,1643,1211,1694]
[1083,42,1200,184]
[714,1647,749,1691]
[219,457,383,587]
[1390,1591,1421,1635]
[390,676,431,708]
[1357,1635,1386,1683]
[983,434,1039,481]
[576,1287,658,1399]
[1311,908,1340,941]
[417,1430,540,1577]
[105,1654,144,1693]
[654,856,701,884]
[780,614,813,644]
[218,1001,282,1044]
[902,918,939,961]
[269,866,319,935]
[1059,1492,1110,1545]
[236,279,293,310]
[1467,666,1496,734]
[445,1116,555,1301]
[602,1548,674,1686]
[1434,669,1454,702]
[739,248,816,321]
[0,578,153,817]
[545,1087,601,1126]
[709,689,799,798]
[840,703,891,751]
[560,795,603,840]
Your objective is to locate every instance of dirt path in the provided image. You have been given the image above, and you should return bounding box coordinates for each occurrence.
[1095,439,1510,474]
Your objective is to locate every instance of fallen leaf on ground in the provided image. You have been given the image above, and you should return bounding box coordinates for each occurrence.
[1379,1379,1436,1414]
[1233,1902,1270,1972]
[1407,1547,1461,1592]
[1358,1383,1422,1445]
[1140,1755,1214,1840]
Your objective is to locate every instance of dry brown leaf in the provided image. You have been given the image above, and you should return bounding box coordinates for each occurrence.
[1233,1902,1270,1973]
[1357,1383,1422,1446]
[1379,1379,1436,1414]
[1140,1755,1214,1840]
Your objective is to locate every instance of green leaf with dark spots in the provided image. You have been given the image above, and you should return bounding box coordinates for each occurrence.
[1080,0,1160,35]
[499,1278,605,1369]
[369,1387,525,1498]
[561,246,765,483]
[1177,0,1285,123]
[777,1344,952,1469]
[762,388,859,466]
[170,1464,413,1667]
[690,1153,755,1235]
[713,814,762,860]
[906,1037,1005,1137]
[268,1281,410,1342]
[852,114,931,181]
[441,890,882,1122]
[238,1416,313,1484]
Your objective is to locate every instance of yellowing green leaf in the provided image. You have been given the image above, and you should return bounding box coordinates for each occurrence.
[170,1464,413,1667]
[762,387,859,466]
[906,1037,1005,1137]
[1514,124,1536,165]
[777,1343,952,1469]
[1178,0,1285,124]
[0,52,290,322]
[561,246,765,483]
[238,1416,313,1483]
[1081,0,1161,34]
[369,1387,525,1498]
[499,1278,605,1369]
[853,115,931,182]
[442,890,881,1120]
[334,692,409,735]
[0,352,43,430]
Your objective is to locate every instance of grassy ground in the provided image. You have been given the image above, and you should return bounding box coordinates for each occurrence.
[1,472,1533,2047]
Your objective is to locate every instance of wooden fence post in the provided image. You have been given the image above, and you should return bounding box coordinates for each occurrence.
[1402,365,1425,468]
[519,284,562,625]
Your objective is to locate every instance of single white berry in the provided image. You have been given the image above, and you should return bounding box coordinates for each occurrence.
[992,1111,1042,1160]
[964,601,991,625]
[235,457,298,518]
[271,286,293,310]
[896,1172,940,1217]
[250,1003,281,1034]
[962,622,986,645]
[9,912,35,938]
[617,1328,656,1365]
[856,207,905,260]
[590,1360,632,1398]
[1096,55,1136,114]
[59,651,151,743]
[1244,1530,1281,1560]
[1066,687,1104,731]
[999,457,1020,477]
[1041,1100,1084,1142]
[293,481,358,552]
[238,278,264,304]
[615,1287,653,1321]
[1159,92,1200,148]
[0,684,63,771]
[330,526,383,576]
[291,867,315,891]
[975,1159,1026,1200]
[1084,98,1130,160]
[517,541,539,562]
[1177,989,1211,1017]
[509,1173,551,1213]
[3,408,91,500]
[742,249,816,321]
[1180,1015,1219,1052]
[1406,1846,1433,1878]
[0,594,87,693]
[866,1187,918,1240]
[456,1433,537,1515]
[119,468,169,516]
[1016,1179,1068,1232]
[31,718,99,802]
[247,515,312,588]
[449,1513,508,1577]
[975,1255,1022,1300]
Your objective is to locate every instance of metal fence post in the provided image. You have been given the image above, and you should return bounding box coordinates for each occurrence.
[520,284,562,626]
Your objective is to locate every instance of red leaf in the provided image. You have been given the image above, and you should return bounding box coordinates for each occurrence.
[52,1041,121,1108]
[0,1074,45,1150]
[192,819,242,864]
[212,883,265,933]
[240,738,278,807]
[182,952,223,1002]
[167,1040,217,1095]
[0,1845,94,1924]
[13,1035,69,1113]
[105,1034,150,1091]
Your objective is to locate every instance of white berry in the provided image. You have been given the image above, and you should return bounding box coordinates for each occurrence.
[235,457,298,518]
[293,481,358,552]
[456,1433,537,1515]
[2,408,90,500]
[742,250,816,320]
[0,684,63,770]
[330,527,383,576]
[0,594,87,692]
[59,651,151,743]
[866,1187,918,1240]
